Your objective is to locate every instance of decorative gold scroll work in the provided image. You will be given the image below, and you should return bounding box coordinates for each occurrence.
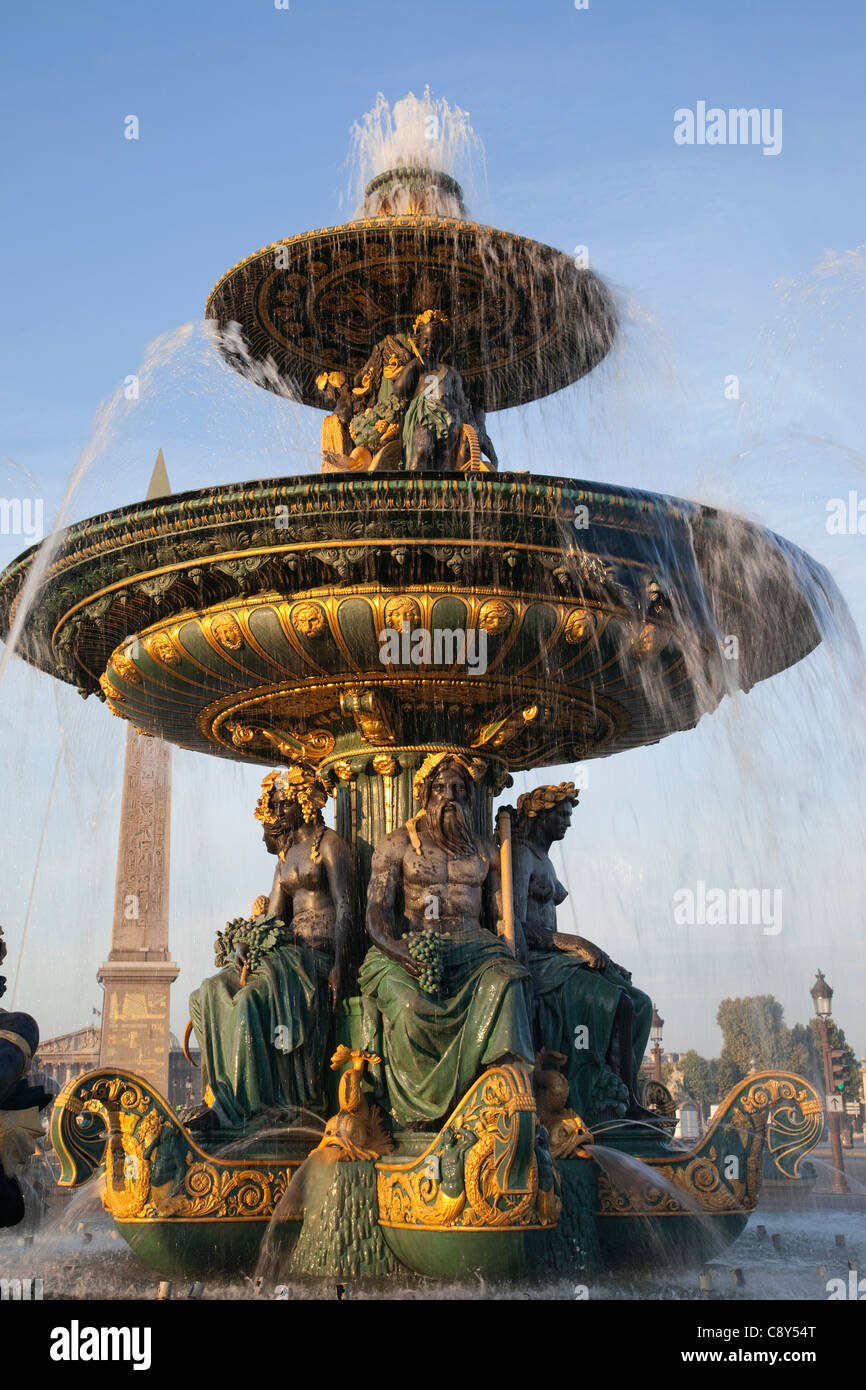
[52,1072,298,1223]
[376,1063,560,1232]
[597,1073,824,1218]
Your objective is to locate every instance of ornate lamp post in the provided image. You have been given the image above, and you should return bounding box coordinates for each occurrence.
[810,971,849,1195]
[650,1005,664,1083]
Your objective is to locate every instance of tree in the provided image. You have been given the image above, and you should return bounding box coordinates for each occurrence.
[786,1018,861,1099]
[669,993,861,1111]
[716,995,790,1073]
[715,1049,743,1099]
[679,1050,720,1112]
[785,1022,823,1093]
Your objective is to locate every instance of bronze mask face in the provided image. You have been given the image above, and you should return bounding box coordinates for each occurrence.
[540,801,573,843]
[424,762,476,857]
[263,794,303,853]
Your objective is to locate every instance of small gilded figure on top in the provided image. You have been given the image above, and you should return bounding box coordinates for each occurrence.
[389,309,497,473]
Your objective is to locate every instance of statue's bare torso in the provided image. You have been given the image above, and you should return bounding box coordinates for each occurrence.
[520,841,568,946]
[267,827,352,954]
[367,820,501,969]
[399,825,493,933]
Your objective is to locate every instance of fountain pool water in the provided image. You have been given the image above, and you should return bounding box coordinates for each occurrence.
[2,1197,863,1302]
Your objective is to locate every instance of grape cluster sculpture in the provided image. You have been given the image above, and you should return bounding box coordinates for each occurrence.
[213,912,290,975]
[406,930,452,994]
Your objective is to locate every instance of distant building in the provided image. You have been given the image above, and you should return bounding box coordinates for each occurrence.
[32,1025,100,1091]
[167,1038,202,1111]
[638,1049,678,1080]
[675,1099,701,1141]
[33,1026,200,1110]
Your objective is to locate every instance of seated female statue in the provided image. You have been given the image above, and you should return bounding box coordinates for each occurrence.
[510,783,656,1125]
[188,764,355,1129]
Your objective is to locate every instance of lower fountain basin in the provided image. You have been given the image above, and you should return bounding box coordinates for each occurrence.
[50,1064,823,1281]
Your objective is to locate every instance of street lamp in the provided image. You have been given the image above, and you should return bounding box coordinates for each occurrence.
[810,970,832,1017]
[810,970,849,1195]
[650,1005,664,1083]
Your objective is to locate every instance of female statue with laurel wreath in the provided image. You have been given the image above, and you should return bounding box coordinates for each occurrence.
[510,783,656,1126]
[188,765,355,1129]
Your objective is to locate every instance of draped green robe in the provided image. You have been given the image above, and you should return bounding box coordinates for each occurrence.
[359,928,534,1128]
[529,949,653,1120]
[189,943,332,1129]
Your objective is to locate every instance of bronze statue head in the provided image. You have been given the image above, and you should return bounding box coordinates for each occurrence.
[411,308,450,367]
[291,602,326,639]
[515,782,579,843]
[315,368,350,415]
[255,764,327,852]
[414,752,480,857]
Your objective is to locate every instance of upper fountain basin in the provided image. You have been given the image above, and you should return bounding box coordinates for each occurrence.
[205,215,616,413]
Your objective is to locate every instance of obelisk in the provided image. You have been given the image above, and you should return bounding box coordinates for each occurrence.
[97,451,178,1096]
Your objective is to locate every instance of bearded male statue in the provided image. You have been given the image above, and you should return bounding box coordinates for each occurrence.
[359,754,533,1128]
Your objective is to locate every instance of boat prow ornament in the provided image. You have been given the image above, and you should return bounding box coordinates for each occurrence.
[595,1071,824,1270]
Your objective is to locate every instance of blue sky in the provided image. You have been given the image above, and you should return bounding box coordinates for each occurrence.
[2,0,865,1062]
